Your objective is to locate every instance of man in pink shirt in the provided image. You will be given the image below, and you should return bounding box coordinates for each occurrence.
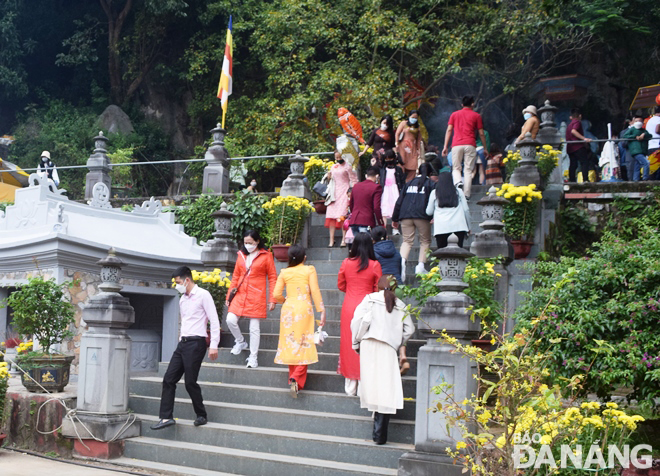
[442,96,488,199]
[151,266,220,430]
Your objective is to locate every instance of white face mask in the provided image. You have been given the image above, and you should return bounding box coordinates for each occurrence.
[42,157,48,162]
[524,113,532,120]
[245,243,257,253]
[175,279,187,294]
[633,121,643,129]
[409,117,418,125]
[250,181,257,187]
[380,123,387,130]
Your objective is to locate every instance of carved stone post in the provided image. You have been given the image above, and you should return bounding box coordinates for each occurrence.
[399,234,478,476]
[62,248,140,457]
[85,132,112,200]
[536,100,563,184]
[201,202,238,272]
[202,124,231,194]
[509,132,541,188]
[279,150,312,246]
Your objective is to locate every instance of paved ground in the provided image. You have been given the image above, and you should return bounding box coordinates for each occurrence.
[0,449,163,475]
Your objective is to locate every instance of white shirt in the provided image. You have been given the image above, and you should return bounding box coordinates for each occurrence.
[179,285,221,349]
[646,115,660,150]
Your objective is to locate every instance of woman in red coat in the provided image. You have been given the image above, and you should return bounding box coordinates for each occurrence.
[337,232,382,396]
[226,230,277,368]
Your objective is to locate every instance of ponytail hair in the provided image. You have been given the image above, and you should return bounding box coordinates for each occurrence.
[377,275,398,313]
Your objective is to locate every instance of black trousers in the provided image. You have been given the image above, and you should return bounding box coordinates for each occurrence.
[373,412,391,444]
[159,338,208,420]
[568,148,590,183]
[435,231,467,249]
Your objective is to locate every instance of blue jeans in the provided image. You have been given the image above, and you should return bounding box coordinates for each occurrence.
[350,225,370,236]
[631,154,650,181]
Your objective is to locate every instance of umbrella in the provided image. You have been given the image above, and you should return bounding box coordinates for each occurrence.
[0,158,30,188]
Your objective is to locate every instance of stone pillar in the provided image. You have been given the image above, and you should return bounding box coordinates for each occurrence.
[202,124,231,194]
[62,248,140,457]
[85,132,112,200]
[399,235,479,476]
[0,287,8,338]
[201,202,238,272]
[536,100,563,185]
[470,186,513,326]
[509,132,541,188]
[279,150,312,246]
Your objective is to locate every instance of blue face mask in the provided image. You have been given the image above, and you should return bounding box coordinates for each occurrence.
[409,117,418,125]
[524,113,532,121]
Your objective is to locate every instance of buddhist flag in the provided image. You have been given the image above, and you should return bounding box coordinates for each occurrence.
[217,15,233,129]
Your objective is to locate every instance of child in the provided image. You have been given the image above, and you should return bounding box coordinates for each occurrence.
[485,143,504,185]
[379,150,405,235]
[343,188,355,247]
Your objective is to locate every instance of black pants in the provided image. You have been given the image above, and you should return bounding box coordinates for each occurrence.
[435,231,467,249]
[373,412,391,444]
[568,148,590,183]
[159,338,208,420]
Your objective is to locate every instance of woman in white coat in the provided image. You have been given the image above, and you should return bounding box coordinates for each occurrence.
[426,171,471,249]
[351,275,415,445]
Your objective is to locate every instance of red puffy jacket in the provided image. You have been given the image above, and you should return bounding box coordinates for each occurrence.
[227,249,277,319]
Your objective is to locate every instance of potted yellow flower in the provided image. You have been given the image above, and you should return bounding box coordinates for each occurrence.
[304,156,334,214]
[496,183,543,259]
[262,196,314,261]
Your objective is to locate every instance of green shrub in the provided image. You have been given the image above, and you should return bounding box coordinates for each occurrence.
[173,194,225,244]
[228,190,271,246]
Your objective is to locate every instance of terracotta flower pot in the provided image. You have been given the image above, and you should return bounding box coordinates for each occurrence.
[511,240,533,260]
[271,244,291,262]
[313,200,327,214]
[19,354,74,393]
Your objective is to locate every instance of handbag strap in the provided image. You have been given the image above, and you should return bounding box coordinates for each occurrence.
[233,253,254,293]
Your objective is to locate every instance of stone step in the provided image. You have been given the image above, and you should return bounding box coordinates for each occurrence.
[133,414,413,469]
[128,395,415,444]
[130,377,417,420]
[218,332,426,358]
[112,456,236,476]
[229,314,343,334]
[155,362,418,397]
[211,347,418,375]
[123,436,399,476]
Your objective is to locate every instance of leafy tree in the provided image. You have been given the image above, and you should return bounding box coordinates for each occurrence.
[0,0,34,103]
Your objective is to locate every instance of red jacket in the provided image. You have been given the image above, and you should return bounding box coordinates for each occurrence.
[227,249,277,319]
[349,179,383,227]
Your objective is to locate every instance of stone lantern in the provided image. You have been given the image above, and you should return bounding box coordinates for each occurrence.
[509,132,541,188]
[470,186,512,263]
[85,131,112,200]
[537,100,563,184]
[62,248,140,456]
[280,150,311,200]
[400,234,479,475]
[201,202,239,272]
[202,123,231,194]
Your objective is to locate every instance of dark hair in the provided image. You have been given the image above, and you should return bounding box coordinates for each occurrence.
[570,108,581,117]
[655,106,660,114]
[408,109,419,117]
[489,143,502,156]
[366,166,380,177]
[172,266,193,281]
[417,162,433,183]
[381,115,394,133]
[287,244,306,267]
[241,229,266,254]
[383,149,397,161]
[349,232,376,271]
[378,275,398,313]
[435,172,459,208]
[633,115,644,121]
[371,226,387,242]
[462,96,475,107]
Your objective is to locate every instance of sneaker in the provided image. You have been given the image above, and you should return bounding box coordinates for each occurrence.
[246,355,258,368]
[392,228,400,236]
[289,380,298,398]
[230,341,248,355]
[456,181,464,190]
[415,262,428,275]
[401,258,407,283]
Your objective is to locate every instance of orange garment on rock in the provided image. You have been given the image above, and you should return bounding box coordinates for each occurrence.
[338,107,365,143]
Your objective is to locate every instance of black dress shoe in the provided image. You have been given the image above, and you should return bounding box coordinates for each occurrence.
[194,416,208,427]
[151,419,175,430]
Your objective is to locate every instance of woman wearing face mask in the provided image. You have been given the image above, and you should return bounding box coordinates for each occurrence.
[325,150,358,248]
[516,105,540,143]
[395,110,423,182]
[273,245,326,397]
[378,149,405,233]
[361,115,395,166]
[226,230,278,368]
[247,179,258,193]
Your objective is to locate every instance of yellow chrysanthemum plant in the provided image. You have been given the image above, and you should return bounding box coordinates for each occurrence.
[171,269,231,316]
[304,156,334,200]
[504,145,560,184]
[496,184,542,241]
[262,195,314,246]
[0,359,8,433]
[433,276,646,475]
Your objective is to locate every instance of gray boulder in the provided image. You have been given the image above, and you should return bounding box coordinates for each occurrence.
[98,105,135,135]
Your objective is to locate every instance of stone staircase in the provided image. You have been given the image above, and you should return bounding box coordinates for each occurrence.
[119,186,490,475]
